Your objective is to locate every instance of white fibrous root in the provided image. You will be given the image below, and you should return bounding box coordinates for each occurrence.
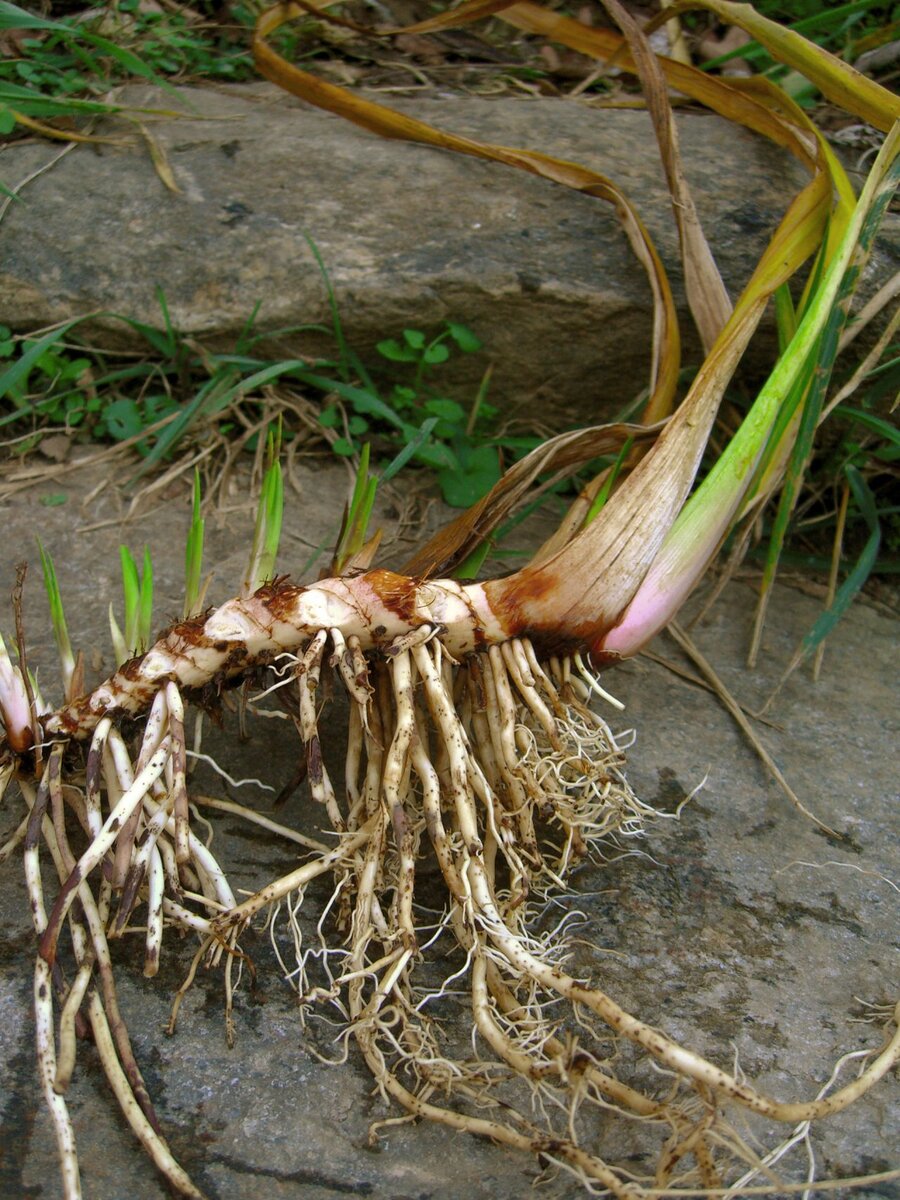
[2,581,898,1200]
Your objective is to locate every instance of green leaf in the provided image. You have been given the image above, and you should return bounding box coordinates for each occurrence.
[402,329,426,350]
[410,437,457,470]
[37,539,75,689]
[332,437,356,456]
[454,538,492,580]
[139,547,154,652]
[119,546,141,656]
[318,405,340,428]
[437,444,500,507]
[104,397,144,442]
[781,466,880,678]
[446,322,482,353]
[584,437,634,526]
[39,493,68,508]
[58,356,91,382]
[773,283,797,354]
[33,347,64,375]
[0,3,64,29]
[423,343,450,366]
[114,314,180,358]
[391,385,417,408]
[424,398,466,423]
[380,417,439,483]
[183,468,205,619]
[298,372,404,430]
[244,434,284,593]
[333,442,378,572]
[377,338,418,363]
[0,89,122,119]
[0,318,85,413]
[836,405,900,453]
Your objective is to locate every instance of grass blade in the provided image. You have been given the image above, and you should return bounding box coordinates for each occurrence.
[244,430,284,594]
[583,436,634,526]
[767,466,880,703]
[380,418,440,483]
[301,231,352,382]
[119,546,141,658]
[746,353,821,668]
[657,0,900,131]
[0,319,86,410]
[183,470,206,619]
[37,541,75,697]
[333,443,379,575]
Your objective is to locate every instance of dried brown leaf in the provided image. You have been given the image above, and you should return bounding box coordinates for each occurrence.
[598,0,732,354]
[401,421,661,577]
[137,122,180,194]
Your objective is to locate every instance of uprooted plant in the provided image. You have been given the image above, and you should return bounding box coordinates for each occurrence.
[1,3,899,1198]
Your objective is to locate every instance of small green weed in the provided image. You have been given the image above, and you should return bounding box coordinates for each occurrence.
[0,1,165,137]
[0,313,192,455]
[0,299,546,511]
[317,320,522,507]
[0,322,100,440]
[110,1,257,82]
[0,0,314,140]
[699,0,897,107]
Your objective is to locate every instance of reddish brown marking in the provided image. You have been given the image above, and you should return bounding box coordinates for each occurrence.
[306,735,323,786]
[117,864,146,929]
[467,656,487,710]
[452,589,487,649]
[587,643,625,671]
[482,569,613,660]
[4,726,34,754]
[164,615,209,645]
[260,580,308,622]
[365,569,423,624]
[85,745,102,792]
[217,645,253,674]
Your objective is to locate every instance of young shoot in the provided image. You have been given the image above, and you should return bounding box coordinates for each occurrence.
[183,468,206,619]
[37,540,76,700]
[243,425,284,596]
[110,545,154,666]
[332,443,379,576]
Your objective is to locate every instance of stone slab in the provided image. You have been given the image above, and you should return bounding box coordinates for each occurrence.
[2,84,894,426]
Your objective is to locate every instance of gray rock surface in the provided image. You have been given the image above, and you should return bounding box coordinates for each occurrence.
[3,84,894,425]
[0,461,897,1199]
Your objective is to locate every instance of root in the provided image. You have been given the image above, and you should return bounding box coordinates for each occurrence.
[7,629,897,1198]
